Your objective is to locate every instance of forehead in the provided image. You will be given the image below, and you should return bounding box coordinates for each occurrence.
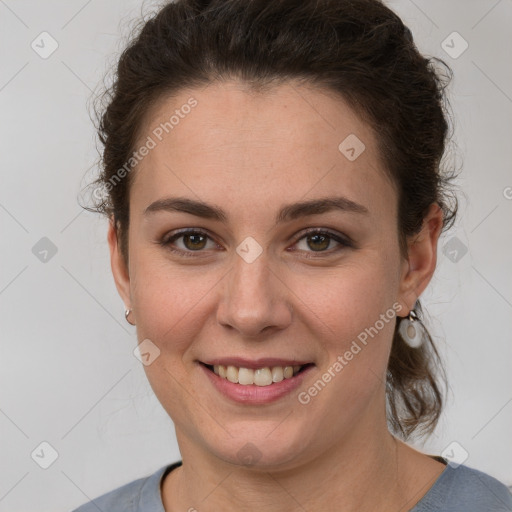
[131,80,396,222]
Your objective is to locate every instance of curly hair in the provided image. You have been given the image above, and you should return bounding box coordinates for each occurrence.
[86,0,458,439]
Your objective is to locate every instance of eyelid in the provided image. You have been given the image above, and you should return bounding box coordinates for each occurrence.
[292,227,354,247]
[160,227,353,257]
[160,228,222,257]
[162,227,214,244]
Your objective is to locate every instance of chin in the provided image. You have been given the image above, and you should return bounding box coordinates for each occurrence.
[204,425,314,470]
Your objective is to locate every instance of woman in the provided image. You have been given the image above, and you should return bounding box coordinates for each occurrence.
[75,0,512,510]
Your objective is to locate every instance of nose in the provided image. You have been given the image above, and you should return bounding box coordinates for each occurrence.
[216,250,293,338]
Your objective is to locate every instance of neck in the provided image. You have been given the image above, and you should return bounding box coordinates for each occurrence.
[163,420,410,512]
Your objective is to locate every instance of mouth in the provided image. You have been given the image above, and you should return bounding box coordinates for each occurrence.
[201,362,314,387]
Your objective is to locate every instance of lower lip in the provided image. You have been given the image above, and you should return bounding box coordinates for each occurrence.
[199,364,314,405]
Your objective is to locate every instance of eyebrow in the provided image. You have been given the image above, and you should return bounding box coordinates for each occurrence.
[144,196,369,224]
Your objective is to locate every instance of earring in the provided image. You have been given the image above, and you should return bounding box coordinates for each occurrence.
[398,309,424,348]
[125,308,135,326]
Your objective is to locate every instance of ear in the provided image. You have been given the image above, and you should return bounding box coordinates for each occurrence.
[107,217,131,309]
[397,203,443,315]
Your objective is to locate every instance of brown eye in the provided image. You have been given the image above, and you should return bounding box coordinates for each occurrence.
[306,233,331,251]
[162,229,219,256]
[292,229,352,257]
[182,233,207,250]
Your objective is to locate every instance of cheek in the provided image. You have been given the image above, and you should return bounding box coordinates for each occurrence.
[128,258,219,422]
[292,256,400,343]
[291,264,398,436]
[289,254,400,407]
[129,252,220,351]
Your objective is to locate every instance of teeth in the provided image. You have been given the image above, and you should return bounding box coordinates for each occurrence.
[211,364,303,386]
[271,366,284,383]
[254,368,273,386]
[226,365,238,383]
[238,367,254,385]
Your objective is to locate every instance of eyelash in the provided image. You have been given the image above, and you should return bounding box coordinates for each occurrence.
[160,228,353,259]
[291,228,354,258]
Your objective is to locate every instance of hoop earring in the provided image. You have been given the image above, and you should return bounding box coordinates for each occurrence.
[398,309,424,348]
[125,308,135,326]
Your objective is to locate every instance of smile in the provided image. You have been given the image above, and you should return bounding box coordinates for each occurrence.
[199,360,315,404]
[206,363,311,386]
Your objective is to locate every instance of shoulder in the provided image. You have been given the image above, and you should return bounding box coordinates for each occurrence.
[72,475,148,512]
[71,462,181,512]
[414,463,512,511]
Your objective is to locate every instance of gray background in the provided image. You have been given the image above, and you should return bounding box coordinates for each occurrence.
[1,0,511,510]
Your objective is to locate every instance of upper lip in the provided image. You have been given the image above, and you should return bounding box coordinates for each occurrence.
[200,357,313,369]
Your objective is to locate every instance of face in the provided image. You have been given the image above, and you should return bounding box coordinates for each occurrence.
[109,80,439,469]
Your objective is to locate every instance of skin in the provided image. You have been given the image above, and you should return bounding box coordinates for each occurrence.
[108,80,445,511]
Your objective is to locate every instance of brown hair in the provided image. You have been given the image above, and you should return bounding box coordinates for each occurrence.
[86,0,458,439]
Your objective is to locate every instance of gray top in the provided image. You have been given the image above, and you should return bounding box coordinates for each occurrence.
[72,459,512,511]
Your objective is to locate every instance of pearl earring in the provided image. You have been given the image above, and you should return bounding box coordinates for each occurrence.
[398,309,424,348]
